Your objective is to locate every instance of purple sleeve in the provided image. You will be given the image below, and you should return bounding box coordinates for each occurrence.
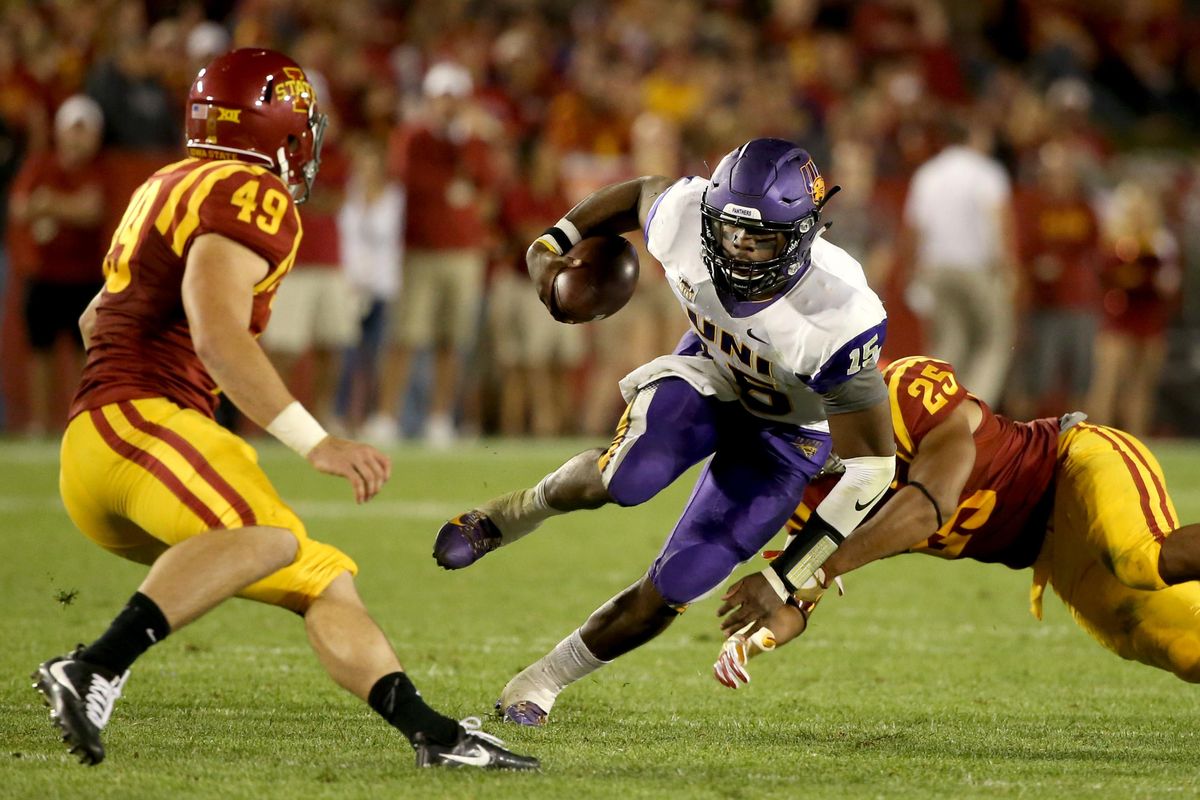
[803,319,888,394]
[673,329,707,356]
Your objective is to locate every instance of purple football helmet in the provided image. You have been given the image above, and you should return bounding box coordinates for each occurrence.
[701,138,834,300]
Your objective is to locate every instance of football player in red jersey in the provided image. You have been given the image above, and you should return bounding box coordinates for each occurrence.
[33,48,537,771]
[713,355,1200,688]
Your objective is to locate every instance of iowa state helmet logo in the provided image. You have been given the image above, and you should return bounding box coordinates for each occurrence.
[276,67,315,113]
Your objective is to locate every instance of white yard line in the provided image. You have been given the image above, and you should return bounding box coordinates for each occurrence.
[0,495,463,519]
[0,437,593,465]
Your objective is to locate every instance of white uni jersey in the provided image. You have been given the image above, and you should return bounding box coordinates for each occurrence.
[624,177,888,427]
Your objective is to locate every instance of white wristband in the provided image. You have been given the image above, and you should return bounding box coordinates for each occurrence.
[266,401,328,457]
[760,567,791,603]
[555,217,583,248]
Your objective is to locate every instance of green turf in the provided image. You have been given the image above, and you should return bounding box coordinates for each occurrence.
[2,436,1199,799]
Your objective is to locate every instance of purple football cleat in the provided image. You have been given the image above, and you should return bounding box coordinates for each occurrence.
[433,511,503,569]
[496,699,548,727]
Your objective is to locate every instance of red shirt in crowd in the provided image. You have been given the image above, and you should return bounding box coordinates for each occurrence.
[1017,191,1101,311]
[294,143,348,268]
[498,181,567,276]
[1100,231,1181,339]
[388,124,493,251]
[9,150,107,284]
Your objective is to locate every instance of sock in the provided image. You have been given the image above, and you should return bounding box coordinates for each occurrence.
[482,476,562,545]
[368,672,460,746]
[78,591,170,674]
[500,628,609,712]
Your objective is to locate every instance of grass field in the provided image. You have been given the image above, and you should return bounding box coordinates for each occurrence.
[3,436,1200,799]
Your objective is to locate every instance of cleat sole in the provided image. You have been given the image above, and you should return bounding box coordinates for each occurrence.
[32,665,106,766]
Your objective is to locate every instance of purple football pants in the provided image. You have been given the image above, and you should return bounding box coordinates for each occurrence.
[602,377,831,606]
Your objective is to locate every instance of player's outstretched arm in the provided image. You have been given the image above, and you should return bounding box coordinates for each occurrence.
[526,175,672,311]
[182,233,390,503]
[823,400,976,578]
[718,371,896,636]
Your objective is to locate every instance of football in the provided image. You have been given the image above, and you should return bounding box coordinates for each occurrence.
[550,235,640,323]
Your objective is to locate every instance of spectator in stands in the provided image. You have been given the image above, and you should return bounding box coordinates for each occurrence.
[1008,142,1101,420]
[490,140,583,437]
[825,138,893,286]
[0,24,48,153]
[262,101,359,428]
[1088,181,1181,437]
[366,61,495,446]
[8,95,105,435]
[84,31,178,150]
[2,0,1200,437]
[186,21,231,72]
[902,115,1018,407]
[333,136,405,434]
[578,110,686,436]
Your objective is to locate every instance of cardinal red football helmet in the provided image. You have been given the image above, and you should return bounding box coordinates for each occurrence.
[185,48,326,203]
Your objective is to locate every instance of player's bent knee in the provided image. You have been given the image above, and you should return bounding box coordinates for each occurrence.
[605,457,678,507]
[248,525,301,570]
[312,570,358,605]
[1108,544,1169,592]
[1167,638,1200,684]
[650,545,738,607]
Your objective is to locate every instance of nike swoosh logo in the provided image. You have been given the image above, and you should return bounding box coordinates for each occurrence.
[442,746,491,767]
[854,486,888,511]
[747,328,768,345]
[48,662,80,700]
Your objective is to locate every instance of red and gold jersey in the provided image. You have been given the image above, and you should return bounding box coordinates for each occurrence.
[797,356,1060,569]
[70,157,302,419]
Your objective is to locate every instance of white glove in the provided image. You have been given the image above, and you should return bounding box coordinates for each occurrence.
[712,571,845,689]
[713,625,777,689]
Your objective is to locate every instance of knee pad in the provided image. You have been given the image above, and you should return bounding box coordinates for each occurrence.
[606,459,676,507]
[649,543,740,607]
[1107,540,1169,592]
[1166,636,1200,684]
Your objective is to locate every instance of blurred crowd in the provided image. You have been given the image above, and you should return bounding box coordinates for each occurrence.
[4,0,1200,442]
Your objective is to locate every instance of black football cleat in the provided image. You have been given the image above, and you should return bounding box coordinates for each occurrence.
[413,717,540,770]
[32,647,128,766]
[433,510,503,570]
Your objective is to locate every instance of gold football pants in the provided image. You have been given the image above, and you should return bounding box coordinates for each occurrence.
[60,398,357,613]
[1032,422,1200,682]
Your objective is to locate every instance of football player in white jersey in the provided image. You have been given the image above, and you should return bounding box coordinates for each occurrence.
[434,138,896,725]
